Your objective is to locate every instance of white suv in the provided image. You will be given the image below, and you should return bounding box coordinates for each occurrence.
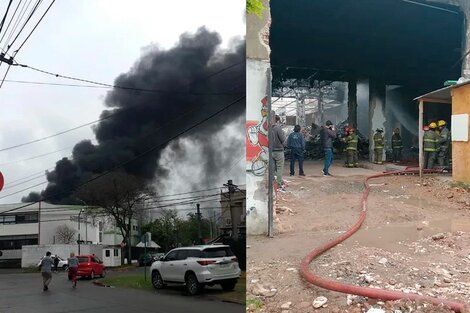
[150,244,241,295]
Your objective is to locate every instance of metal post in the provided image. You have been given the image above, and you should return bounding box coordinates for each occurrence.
[38,201,41,244]
[267,68,274,238]
[78,209,82,255]
[226,180,238,240]
[196,204,202,244]
[419,99,424,178]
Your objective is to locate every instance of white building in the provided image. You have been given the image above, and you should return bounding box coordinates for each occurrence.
[0,202,141,266]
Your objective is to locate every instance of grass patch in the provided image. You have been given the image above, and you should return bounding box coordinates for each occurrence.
[210,271,246,304]
[247,296,263,309]
[451,181,470,190]
[21,266,40,273]
[98,274,153,291]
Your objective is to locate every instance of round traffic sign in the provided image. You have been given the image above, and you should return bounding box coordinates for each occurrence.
[0,171,3,192]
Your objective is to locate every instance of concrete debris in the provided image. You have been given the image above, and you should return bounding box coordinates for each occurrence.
[347,294,358,305]
[378,258,388,265]
[366,309,385,313]
[312,296,328,308]
[280,301,292,309]
[432,233,445,240]
[251,283,277,297]
[286,267,297,272]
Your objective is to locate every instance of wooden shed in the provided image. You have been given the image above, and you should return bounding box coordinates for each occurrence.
[415,82,470,182]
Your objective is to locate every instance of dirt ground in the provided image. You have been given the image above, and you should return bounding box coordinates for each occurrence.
[247,160,470,313]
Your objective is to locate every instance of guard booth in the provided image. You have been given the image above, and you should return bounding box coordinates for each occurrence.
[415,82,470,183]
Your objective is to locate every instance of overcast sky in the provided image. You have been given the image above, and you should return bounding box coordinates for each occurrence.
[0,0,245,204]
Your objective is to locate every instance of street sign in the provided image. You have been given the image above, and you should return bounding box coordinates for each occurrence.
[0,171,4,192]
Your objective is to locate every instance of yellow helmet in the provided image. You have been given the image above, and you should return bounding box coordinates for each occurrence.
[429,122,437,129]
[438,120,446,127]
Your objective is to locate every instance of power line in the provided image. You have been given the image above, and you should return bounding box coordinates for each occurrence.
[13,0,54,55]
[0,0,22,46]
[0,95,245,215]
[4,0,42,53]
[4,166,53,185]
[0,60,243,152]
[0,146,72,166]
[0,0,14,36]
[2,0,30,51]
[15,62,243,96]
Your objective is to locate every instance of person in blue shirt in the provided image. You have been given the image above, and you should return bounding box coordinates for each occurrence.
[287,125,306,176]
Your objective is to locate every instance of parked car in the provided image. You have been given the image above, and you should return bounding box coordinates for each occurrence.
[37,255,68,270]
[138,252,164,267]
[150,244,241,295]
[76,255,105,279]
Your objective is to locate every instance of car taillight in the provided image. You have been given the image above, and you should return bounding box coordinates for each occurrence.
[231,257,238,263]
[87,263,91,266]
[197,260,216,266]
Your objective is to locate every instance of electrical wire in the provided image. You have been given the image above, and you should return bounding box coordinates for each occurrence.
[2,0,30,51]
[5,0,42,53]
[0,95,245,215]
[13,0,54,54]
[0,146,72,166]
[0,0,14,36]
[0,60,243,152]
[15,62,243,96]
[0,0,22,47]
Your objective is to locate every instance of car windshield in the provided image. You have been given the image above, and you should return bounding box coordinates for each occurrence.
[202,247,234,258]
[78,257,88,263]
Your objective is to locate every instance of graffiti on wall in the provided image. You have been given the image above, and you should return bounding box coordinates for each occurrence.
[246,96,269,176]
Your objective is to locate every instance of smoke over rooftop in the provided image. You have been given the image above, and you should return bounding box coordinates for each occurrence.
[22,27,245,204]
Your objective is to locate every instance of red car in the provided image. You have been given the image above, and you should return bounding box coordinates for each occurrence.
[76,255,106,279]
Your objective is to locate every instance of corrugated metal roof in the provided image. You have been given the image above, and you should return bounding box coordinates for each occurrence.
[414,80,470,103]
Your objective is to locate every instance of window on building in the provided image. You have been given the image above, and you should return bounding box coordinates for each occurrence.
[105,250,110,257]
[114,249,119,256]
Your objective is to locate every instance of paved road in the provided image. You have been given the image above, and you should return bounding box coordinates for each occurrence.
[0,272,244,313]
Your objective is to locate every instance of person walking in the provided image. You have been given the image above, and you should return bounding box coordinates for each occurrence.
[53,255,59,273]
[67,252,79,288]
[39,251,53,291]
[373,128,384,164]
[423,123,438,169]
[437,120,450,167]
[272,115,287,190]
[391,128,403,163]
[320,120,337,176]
[287,125,305,176]
[343,128,358,168]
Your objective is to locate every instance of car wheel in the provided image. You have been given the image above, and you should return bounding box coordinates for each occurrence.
[151,271,164,290]
[220,279,237,291]
[185,273,201,295]
[90,271,95,280]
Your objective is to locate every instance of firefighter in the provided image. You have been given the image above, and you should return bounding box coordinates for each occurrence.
[424,123,438,169]
[343,128,358,167]
[373,128,384,164]
[391,128,403,163]
[437,120,450,167]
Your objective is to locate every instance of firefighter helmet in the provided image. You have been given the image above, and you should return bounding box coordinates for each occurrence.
[437,120,446,127]
[429,122,437,129]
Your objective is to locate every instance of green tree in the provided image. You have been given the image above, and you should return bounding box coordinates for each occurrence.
[247,0,265,17]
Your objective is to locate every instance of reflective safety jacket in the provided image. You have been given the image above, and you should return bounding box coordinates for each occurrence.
[373,132,384,150]
[438,127,450,150]
[344,134,358,151]
[423,130,438,152]
[391,133,403,149]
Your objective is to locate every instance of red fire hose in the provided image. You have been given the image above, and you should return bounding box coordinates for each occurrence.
[299,169,466,312]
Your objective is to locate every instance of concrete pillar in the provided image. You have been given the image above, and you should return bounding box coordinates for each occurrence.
[348,77,358,128]
[246,0,272,236]
[368,79,387,162]
[296,98,306,127]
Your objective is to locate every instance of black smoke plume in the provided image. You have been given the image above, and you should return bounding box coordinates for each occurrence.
[22,27,245,204]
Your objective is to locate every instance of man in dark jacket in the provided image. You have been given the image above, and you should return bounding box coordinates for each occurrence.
[272,115,287,188]
[287,125,305,176]
[320,120,337,176]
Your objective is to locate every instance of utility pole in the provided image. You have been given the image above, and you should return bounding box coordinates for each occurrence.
[78,209,82,255]
[196,204,202,244]
[38,201,41,244]
[224,180,238,240]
